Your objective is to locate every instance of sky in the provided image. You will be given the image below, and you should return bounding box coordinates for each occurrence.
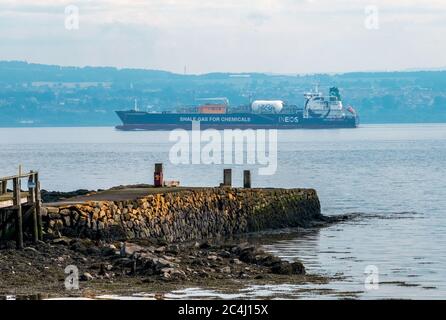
[0,0,445,74]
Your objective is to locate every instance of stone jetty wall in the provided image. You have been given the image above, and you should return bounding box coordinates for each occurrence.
[42,188,321,243]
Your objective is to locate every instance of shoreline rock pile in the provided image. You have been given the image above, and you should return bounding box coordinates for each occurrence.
[113,241,306,280]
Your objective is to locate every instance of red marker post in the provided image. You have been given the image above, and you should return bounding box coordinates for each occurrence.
[154,163,163,187]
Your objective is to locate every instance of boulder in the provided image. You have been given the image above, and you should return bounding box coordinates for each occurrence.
[291,261,306,275]
[51,237,72,246]
[166,244,180,255]
[270,261,293,275]
[80,272,94,281]
[220,266,231,273]
[120,242,146,257]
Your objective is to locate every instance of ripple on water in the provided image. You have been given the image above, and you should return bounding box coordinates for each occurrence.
[1,124,445,299]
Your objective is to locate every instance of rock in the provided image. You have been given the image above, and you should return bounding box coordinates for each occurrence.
[40,207,48,217]
[104,264,113,271]
[86,246,101,256]
[199,241,211,249]
[24,247,39,254]
[230,258,242,265]
[48,213,61,220]
[60,209,71,216]
[155,246,166,254]
[218,251,231,258]
[291,261,306,275]
[114,258,133,268]
[99,264,107,276]
[256,254,282,267]
[97,221,105,230]
[138,252,176,273]
[191,258,205,266]
[199,270,209,278]
[70,241,88,254]
[63,216,71,227]
[154,293,165,300]
[51,237,72,246]
[166,244,180,255]
[270,261,293,275]
[72,211,80,222]
[46,207,60,214]
[220,266,231,273]
[238,248,257,264]
[100,246,116,257]
[80,272,94,281]
[207,255,218,261]
[54,220,64,230]
[120,242,146,257]
[160,267,175,274]
[102,272,112,279]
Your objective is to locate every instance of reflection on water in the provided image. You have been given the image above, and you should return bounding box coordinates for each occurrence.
[262,211,446,299]
[1,124,445,299]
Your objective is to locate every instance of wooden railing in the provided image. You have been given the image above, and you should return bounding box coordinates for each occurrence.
[0,170,42,249]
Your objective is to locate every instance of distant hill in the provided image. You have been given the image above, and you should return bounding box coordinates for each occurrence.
[0,61,445,126]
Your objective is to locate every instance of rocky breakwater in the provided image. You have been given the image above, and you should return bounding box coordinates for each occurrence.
[42,188,323,243]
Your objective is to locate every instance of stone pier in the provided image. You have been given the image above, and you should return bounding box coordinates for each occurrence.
[42,187,322,243]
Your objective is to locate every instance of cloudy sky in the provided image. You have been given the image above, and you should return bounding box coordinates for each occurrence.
[0,0,445,74]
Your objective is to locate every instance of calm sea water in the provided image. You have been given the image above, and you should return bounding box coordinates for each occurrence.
[1,124,445,299]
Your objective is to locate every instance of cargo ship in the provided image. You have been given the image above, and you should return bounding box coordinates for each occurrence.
[115,87,359,130]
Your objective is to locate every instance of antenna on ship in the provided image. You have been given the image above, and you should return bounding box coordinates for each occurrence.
[134,99,138,112]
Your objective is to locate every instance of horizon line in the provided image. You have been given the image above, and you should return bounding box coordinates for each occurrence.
[2,60,446,77]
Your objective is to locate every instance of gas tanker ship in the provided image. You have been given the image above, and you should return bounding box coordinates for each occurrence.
[115,87,359,130]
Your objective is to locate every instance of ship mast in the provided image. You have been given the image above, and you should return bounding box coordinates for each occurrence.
[134,99,138,112]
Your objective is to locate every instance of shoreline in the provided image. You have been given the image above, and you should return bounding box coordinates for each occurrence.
[1,185,353,299]
[0,220,351,299]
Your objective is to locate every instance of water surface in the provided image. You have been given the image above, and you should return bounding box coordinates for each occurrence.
[1,124,445,299]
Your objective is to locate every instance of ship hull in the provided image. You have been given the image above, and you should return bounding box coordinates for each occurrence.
[115,111,358,131]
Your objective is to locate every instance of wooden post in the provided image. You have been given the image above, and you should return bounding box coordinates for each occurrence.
[243,170,251,189]
[0,209,4,241]
[34,173,43,241]
[28,171,38,244]
[13,177,23,249]
[154,163,163,187]
[0,180,6,194]
[223,169,232,187]
[27,172,35,202]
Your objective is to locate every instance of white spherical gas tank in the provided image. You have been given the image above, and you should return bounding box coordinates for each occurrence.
[251,100,284,114]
